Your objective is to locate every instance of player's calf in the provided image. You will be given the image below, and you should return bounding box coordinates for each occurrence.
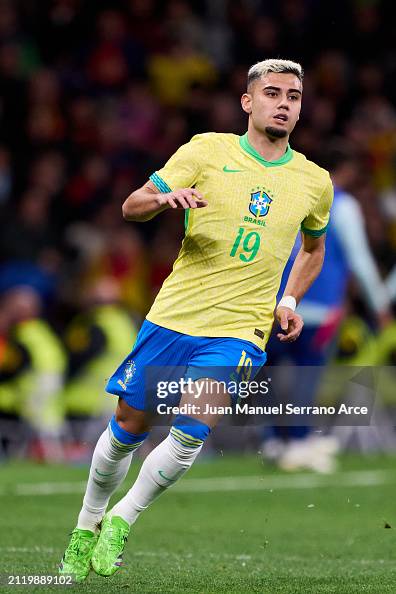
[59,414,149,582]
[91,415,210,577]
[77,415,149,532]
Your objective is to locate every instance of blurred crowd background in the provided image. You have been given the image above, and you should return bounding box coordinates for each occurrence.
[1,0,396,467]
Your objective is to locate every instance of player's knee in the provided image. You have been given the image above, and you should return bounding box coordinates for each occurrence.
[169,414,211,461]
[115,397,151,435]
[109,415,149,453]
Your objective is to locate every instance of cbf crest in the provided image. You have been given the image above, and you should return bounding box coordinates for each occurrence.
[123,359,136,385]
[116,359,137,391]
[249,190,272,218]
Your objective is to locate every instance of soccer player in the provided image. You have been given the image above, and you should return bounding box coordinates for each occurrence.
[59,59,333,582]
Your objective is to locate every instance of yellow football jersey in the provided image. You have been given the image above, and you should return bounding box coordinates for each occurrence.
[146,132,333,350]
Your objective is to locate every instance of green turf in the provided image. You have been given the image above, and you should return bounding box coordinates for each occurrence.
[1,454,396,593]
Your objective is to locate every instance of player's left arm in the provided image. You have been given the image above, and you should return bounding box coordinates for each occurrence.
[276,233,326,342]
[276,174,333,342]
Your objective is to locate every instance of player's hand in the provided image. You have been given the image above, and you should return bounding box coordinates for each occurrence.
[156,188,208,210]
[276,306,304,342]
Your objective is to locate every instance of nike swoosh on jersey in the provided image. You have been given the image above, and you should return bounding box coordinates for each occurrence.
[223,165,244,172]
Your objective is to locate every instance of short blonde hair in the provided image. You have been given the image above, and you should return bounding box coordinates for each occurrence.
[247,59,303,88]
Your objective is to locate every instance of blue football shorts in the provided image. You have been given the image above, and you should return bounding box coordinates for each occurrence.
[106,319,267,410]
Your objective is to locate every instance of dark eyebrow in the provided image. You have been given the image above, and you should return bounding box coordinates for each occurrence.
[263,85,302,95]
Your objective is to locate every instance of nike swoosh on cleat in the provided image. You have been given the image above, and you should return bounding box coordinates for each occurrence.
[95,468,117,477]
[158,470,177,482]
[223,165,244,172]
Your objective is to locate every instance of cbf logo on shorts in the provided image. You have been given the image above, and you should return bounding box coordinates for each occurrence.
[117,359,136,391]
[249,189,272,218]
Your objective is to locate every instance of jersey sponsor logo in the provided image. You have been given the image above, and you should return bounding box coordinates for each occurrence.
[249,190,273,218]
[223,165,244,172]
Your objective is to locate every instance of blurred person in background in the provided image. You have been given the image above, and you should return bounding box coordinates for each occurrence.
[387,268,396,306]
[0,286,66,461]
[374,267,396,377]
[26,68,66,149]
[82,225,149,318]
[63,154,111,222]
[262,144,392,473]
[85,9,146,93]
[62,277,137,462]
[148,37,216,107]
[0,187,57,263]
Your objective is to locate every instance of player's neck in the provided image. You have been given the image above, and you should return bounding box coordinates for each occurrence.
[247,128,289,162]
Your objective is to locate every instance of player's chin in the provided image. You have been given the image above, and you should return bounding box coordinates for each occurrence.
[265,126,288,139]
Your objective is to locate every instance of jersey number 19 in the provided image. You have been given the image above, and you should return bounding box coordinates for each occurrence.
[230,227,261,262]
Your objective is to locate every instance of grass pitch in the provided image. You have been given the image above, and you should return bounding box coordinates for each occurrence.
[1,453,396,593]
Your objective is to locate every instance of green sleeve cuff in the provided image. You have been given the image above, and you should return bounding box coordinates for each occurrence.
[301,223,328,237]
[149,172,172,193]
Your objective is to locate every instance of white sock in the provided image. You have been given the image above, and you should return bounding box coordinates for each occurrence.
[77,425,143,532]
[110,433,202,526]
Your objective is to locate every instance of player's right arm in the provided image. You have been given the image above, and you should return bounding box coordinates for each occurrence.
[122,134,209,222]
[122,181,207,222]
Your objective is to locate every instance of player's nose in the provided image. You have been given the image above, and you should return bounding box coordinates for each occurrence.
[277,98,289,110]
[277,94,289,110]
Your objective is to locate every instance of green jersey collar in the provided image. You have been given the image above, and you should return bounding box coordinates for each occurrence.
[239,132,293,167]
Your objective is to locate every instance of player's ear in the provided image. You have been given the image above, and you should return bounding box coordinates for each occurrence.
[241,93,252,114]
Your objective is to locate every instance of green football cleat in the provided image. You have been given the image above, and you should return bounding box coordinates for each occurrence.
[59,528,98,583]
[91,514,130,577]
